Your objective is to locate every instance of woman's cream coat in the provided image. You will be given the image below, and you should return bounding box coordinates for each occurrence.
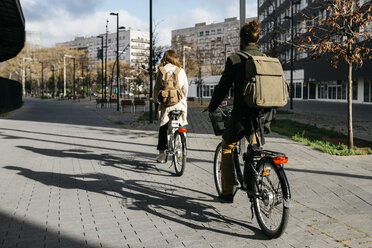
[153,63,188,127]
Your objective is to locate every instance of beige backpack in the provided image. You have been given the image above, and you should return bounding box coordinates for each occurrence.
[237,51,289,108]
[157,66,183,106]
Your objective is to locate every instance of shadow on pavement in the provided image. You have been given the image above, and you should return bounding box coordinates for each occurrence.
[16,145,173,177]
[0,210,99,248]
[4,166,268,240]
[286,168,372,180]
[1,127,157,148]
[1,130,212,164]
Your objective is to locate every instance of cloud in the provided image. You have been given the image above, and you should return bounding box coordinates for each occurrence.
[22,0,100,22]
[21,0,258,47]
[26,9,147,47]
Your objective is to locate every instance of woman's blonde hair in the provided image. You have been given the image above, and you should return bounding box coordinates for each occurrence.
[160,50,182,67]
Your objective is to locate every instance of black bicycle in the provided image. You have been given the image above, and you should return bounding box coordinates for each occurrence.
[210,106,291,238]
[166,110,187,176]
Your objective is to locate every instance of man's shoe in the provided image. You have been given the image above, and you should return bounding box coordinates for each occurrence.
[217,194,233,203]
[156,153,168,163]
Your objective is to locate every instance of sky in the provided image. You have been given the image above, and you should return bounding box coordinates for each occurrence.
[21,0,258,47]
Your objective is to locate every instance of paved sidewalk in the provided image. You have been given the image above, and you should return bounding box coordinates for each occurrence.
[0,98,371,248]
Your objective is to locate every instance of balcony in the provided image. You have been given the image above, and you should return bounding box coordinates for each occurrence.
[131,38,149,43]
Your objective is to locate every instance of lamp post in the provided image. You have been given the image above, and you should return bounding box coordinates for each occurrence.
[26,67,31,95]
[40,61,45,98]
[240,0,246,28]
[110,12,120,112]
[97,35,104,101]
[182,45,191,68]
[51,65,55,97]
[224,44,229,63]
[105,20,109,100]
[149,0,153,123]
[22,57,32,97]
[64,54,73,97]
[72,58,76,99]
[284,0,301,110]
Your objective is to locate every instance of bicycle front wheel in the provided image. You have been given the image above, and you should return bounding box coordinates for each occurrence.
[213,142,223,196]
[213,142,239,196]
[173,132,186,176]
[252,158,290,238]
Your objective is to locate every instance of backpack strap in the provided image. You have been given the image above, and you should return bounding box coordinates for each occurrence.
[159,66,167,81]
[237,51,253,60]
[173,67,181,88]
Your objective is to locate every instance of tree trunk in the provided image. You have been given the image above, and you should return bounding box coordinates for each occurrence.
[347,62,354,149]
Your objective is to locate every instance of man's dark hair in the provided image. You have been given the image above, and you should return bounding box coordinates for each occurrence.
[240,19,261,44]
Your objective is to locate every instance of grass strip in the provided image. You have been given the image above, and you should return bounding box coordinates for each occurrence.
[137,111,158,121]
[271,119,372,156]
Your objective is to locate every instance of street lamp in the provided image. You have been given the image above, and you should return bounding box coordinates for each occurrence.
[182,45,191,69]
[284,0,301,110]
[240,0,246,28]
[110,12,120,112]
[72,58,76,99]
[26,67,31,95]
[22,57,32,97]
[64,54,73,97]
[105,19,109,100]
[40,61,45,98]
[97,35,104,102]
[149,0,153,123]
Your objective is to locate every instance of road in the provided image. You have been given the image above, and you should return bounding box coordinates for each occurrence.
[0,98,371,248]
[281,100,372,143]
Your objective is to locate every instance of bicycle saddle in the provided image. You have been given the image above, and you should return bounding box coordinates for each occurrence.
[169,110,182,116]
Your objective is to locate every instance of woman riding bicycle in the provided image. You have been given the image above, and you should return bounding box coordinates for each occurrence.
[154,50,188,163]
[206,19,273,203]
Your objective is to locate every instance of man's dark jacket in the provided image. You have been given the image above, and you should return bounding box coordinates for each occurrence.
[208,44,270,143]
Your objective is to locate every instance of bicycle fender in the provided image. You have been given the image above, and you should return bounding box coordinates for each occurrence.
[276,165,291,202]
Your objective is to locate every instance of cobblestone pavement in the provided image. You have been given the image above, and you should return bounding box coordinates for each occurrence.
[0,98,371,248]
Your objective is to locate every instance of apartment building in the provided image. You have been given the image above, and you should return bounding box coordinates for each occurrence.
[171,17,254,75]
[258,0,372,103]
[59,29,149,68]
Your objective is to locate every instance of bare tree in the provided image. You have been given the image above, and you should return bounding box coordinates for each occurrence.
[300,0,372,149]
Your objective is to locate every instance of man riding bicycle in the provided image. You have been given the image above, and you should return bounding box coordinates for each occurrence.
[206,19,273,203]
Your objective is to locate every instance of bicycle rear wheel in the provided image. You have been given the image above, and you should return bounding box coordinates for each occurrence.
[173,132,186,176]
[252,158,290,238]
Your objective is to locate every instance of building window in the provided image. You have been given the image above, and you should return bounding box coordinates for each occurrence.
[318,83,328,99]
[199,31,204,36]
[217,29,222,34]
[364,79,372,102]
[353,81,358,100]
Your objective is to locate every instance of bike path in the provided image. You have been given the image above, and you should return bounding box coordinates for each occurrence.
[0,98,371,248]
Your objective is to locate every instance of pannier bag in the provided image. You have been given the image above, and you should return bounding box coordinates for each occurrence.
[237,51,289,108]
[157,66,182,107]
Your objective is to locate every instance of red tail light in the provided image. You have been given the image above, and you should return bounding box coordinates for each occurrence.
[178,128,188,133]
[273,156,288,165]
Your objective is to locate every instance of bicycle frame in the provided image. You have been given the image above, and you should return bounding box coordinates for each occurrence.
[233,144,291,200]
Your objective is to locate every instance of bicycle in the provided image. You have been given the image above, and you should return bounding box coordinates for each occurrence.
[165,110,187,176]
[210,106,291,238]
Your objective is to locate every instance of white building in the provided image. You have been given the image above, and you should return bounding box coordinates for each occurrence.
[26,31,42,48]
[59,29,149,68]
[172,17,254,75]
